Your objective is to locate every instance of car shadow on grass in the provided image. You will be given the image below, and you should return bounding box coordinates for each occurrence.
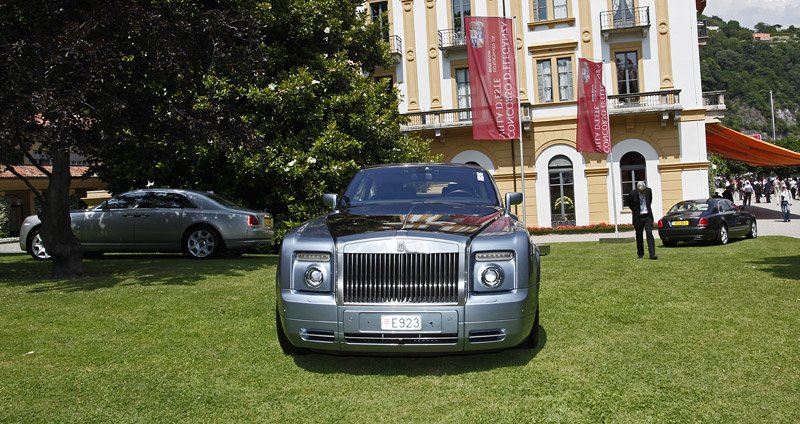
[746,255,800,281]
[0,254,277,293]
[291,326,547,375]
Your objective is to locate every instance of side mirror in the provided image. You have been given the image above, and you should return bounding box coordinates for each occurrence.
[322,193,338,210]
[505,192,523,208]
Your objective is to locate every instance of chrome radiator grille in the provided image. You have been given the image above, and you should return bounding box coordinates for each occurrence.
[343,253,459,303]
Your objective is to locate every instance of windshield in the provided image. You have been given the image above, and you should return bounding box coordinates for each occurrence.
[668,200,710,213]
[341,166,501,206]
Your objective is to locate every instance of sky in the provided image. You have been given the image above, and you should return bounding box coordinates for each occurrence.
[703,0,800,29]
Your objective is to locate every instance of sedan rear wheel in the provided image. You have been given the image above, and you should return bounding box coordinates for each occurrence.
[746,220,758,239]
[28,230,51,261]
[662,240,678,247]
[717,224,729,245]
[185,227,221,259]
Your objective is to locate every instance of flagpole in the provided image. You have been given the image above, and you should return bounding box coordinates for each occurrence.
[609,150,619,237]
[512,16,527,227]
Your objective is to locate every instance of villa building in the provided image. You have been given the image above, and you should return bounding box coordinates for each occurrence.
[366,0,724,227]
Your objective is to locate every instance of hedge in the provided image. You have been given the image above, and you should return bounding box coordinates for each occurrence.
[528,223,635,235]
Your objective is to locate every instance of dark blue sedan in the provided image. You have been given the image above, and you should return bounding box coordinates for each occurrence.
[657,198,757,246]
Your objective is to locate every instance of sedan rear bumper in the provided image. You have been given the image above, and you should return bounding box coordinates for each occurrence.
[658,226,718,242]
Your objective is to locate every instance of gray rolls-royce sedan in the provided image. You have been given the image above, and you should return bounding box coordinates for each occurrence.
[20,189,274,260]
[276,163,541,354]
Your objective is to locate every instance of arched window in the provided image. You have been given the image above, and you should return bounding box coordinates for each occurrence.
[620,151,646,204]
[451,150,495,172]
[548,155,575,226]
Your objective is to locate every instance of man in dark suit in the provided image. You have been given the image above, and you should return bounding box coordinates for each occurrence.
[626,181,657,260]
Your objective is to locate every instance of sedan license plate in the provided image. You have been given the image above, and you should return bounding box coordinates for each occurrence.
[672,220,689,226]
[380,315,422,331]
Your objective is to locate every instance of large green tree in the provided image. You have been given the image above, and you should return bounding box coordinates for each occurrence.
[85,0,435,239]
[0,0,433,277]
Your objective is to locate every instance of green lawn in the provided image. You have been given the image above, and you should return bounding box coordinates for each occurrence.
[1,237,798,423]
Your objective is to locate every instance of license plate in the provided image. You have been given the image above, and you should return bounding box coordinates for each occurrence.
[380,315,422,331]
[672,220,689,226]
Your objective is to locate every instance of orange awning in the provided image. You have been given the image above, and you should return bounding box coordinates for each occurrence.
[706,123,800,167]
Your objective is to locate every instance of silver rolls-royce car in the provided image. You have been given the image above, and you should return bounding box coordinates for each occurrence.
[276,163,541,354]
[20,189,274,260]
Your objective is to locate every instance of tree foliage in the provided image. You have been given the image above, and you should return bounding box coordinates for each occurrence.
[700,15,800,175]
[0,0,434,275]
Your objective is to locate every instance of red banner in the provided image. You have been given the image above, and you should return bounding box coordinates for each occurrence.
[465,17,520,141]
[576,58,610,154]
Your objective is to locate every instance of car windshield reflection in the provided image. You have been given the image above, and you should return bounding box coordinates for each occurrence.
[342,165,500,206]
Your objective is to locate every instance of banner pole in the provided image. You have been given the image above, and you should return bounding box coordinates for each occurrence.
[609,150,619,237]
[512,16,527,227]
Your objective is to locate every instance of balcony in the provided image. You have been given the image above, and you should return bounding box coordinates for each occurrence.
[698,20,709,45]
[702,90,726,122]
[401,105,533,133]
[387,35,402,63]
[608,90,681,114]
[600,6,650,40]
[608,89,681,125]
[438,29,466,55]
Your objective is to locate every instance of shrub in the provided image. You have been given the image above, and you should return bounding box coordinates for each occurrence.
[0,197,9,238]
[528,223,635,235]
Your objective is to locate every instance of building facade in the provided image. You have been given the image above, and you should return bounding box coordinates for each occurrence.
[0,152,105,236]
[367,0,723,227]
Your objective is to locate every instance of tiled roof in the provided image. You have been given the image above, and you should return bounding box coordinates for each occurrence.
[0,165,93,179]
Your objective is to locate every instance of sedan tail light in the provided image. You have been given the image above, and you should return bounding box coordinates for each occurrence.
[657,219,663,228]
[698,217,709,226]
[247,214,259,226]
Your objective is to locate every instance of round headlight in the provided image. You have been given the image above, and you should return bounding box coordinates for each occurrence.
[304,266,324,288]
[480,267,503,288]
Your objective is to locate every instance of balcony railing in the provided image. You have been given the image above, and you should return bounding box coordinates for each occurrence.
[702,91,725,109]
[387,35,402,61]
[703,90,726,122]
[438,29,466,51]
[600,6,650,40]
[607,89,681,114]
[698,20,709,45]
[401,105,533,132]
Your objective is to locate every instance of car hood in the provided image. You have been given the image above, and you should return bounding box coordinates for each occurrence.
[326,203,503,239]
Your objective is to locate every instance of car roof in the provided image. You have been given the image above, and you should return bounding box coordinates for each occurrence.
[362,163,483,170]
[120,188,213,196]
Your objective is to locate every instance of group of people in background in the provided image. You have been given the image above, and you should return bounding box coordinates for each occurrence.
[717,174,795,222]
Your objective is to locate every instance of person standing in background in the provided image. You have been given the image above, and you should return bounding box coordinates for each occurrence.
[790,177,797,200]
[742,180,753,206]
[722,185,734,203]
[764,177,772,203]
[773,178,781,205]
[754,179,762,203]
[626,182,657,260]
[779,183,793,222]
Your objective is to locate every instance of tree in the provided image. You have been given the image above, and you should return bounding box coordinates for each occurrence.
[82,0,435,240]
[0,0,434,276]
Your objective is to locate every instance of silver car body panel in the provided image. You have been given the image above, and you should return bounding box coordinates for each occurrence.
[19,189,274,254]
[277,164,539,354]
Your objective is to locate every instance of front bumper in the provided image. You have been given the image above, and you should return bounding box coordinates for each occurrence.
[278,288,537,354]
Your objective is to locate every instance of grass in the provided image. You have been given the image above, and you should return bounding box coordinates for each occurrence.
[0,237,798,423]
